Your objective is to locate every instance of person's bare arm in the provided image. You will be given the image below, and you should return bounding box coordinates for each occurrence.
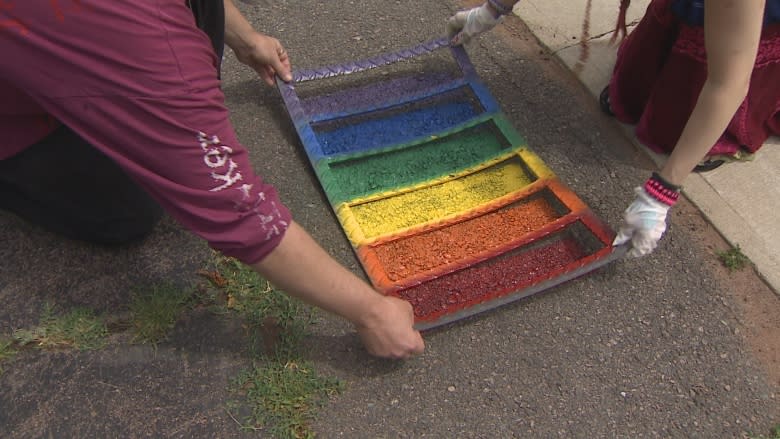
[221,1,421,357]
[251,222,425,359]
[223,0,292,85]
[659,0,764,185]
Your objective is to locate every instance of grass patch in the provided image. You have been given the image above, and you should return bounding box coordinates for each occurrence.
[748,424,780,439]
[12,303,107,351]
[201,256,315,359]
[202,255,343,438]
[0,337,17,375]
[717,245,751,272]
[232,361,344,438]
[129,283,194,345]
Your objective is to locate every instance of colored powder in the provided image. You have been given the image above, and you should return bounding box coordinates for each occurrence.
[325,123,509,202]
[392,234,591,322]
[350,156,534,239]
[279,44,620,329]
[314,95,480,156]
[300,72,460,118]
[373,196,562,281]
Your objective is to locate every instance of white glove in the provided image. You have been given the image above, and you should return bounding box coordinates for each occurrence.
[612,186,671,257]
[446,4,502,46]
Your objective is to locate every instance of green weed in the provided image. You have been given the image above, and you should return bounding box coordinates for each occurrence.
[0,337,17,375]
[129,283,194,345]
[205,255,341,438]
[204,256,315,358]
[747,424,780,439]
[232,360,343,439]
[12,303,107,351]
[717,245,751,272]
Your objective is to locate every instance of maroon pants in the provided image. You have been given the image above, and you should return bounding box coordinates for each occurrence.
[608,0,780,157]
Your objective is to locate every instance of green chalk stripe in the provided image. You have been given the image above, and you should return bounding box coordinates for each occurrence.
[316,115,525,204]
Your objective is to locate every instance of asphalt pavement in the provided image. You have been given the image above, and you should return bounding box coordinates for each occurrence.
[1,1,778,437]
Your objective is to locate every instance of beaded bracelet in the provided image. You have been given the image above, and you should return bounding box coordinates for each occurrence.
[487,0,514,16]
[643,172,680,206]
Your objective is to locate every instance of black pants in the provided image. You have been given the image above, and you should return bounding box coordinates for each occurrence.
[0,125,163,245]
[0,2,225,245]
[188,0,225,69]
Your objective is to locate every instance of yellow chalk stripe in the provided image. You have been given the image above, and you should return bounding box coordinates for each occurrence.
[516,148,554,179]
[348,153,537,240]
[336,202,369,245]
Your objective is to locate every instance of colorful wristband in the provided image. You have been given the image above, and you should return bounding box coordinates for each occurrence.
[644,172,680,206]
[487,0,514,16]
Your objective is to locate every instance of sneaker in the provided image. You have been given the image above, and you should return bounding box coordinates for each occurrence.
[693,158,725,173]
[600,86,614,117]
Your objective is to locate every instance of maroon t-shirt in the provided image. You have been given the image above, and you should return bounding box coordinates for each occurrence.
[0,0,291,263]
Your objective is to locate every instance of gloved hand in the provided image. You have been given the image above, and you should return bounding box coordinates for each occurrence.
[446,4,502,46]
[612,186,671,257]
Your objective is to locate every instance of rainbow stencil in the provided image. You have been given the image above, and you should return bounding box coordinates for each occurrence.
[278,38,624,329]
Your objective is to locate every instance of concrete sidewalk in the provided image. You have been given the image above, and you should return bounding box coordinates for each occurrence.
[514,0,780,293]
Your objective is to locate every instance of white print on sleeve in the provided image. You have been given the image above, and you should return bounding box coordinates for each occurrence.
[236,183,289,240]
[197,133,288,240]
[198,131,242,191]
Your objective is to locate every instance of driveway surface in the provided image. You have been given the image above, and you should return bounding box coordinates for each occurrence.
[1,1,778,437]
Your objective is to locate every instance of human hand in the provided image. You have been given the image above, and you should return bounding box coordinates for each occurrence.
[355,295,425,360]
[446,3,502,46]
[233,32,292,86]
[612,186,671,257]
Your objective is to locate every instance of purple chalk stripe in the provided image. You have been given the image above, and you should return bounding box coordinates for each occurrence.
[293,38,450,83]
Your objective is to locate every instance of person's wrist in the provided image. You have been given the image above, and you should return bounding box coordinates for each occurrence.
[351,290,388,330]
[486,0,513,17]
[228,30,260,62]
[484,2,502,19]
[643,172,681,206]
